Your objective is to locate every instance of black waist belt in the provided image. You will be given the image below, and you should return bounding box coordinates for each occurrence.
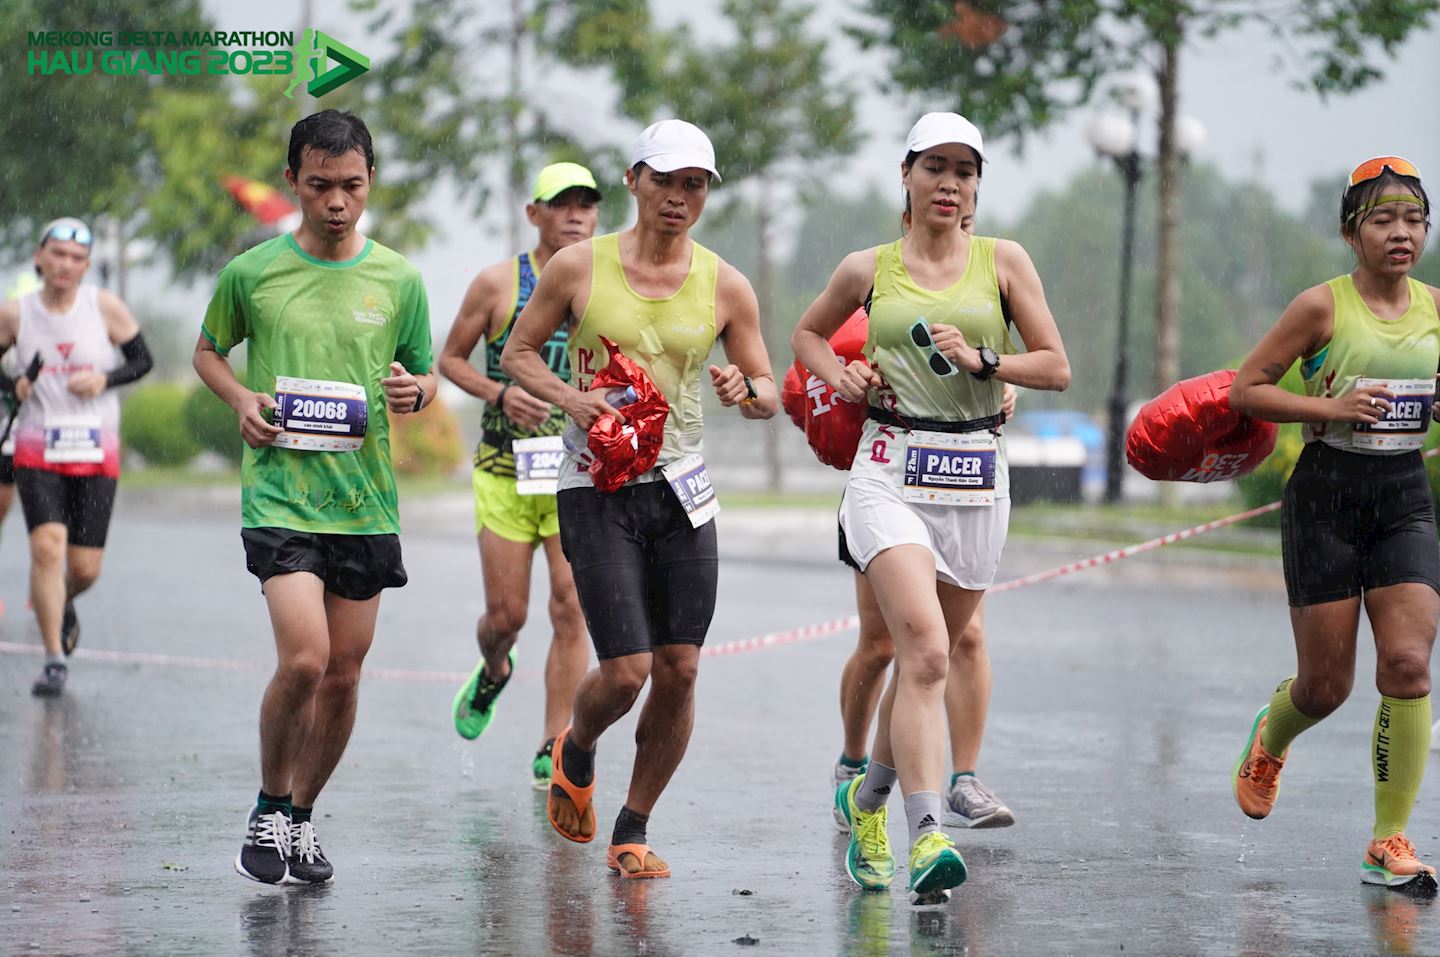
[866,406,1005,434]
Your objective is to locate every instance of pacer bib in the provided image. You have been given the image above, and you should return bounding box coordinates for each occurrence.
[1353,377,1436,451]
[273,376,368,452]
[512,435,565,495]
[662,453,720,528]
[902,430,997,506]
[43,414,104,464]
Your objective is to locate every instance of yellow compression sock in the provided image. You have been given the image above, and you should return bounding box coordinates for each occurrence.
[1260,676,1322,756]
[1373,694,1431,840]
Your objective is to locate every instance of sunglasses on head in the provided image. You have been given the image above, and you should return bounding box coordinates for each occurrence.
[42,223,93,247]
[1348,156,1421,188]
[909,319,958,377]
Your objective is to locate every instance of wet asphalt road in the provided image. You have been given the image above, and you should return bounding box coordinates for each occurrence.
[1,489,1438,956]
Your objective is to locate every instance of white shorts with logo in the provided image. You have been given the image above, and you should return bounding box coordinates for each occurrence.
[838,420,1010,590]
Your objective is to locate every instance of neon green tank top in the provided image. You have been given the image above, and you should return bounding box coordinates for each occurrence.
[1302,275,1440,454]
[866,236,1013,422]
[559,232,718,489]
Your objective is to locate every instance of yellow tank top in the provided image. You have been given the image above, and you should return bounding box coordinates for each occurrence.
[866,236,1013,422]
[559,232,719,489]
[1302,275,1440,454]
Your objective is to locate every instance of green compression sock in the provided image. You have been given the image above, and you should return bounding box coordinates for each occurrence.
[1373,694,1431,840]
[1260,676,1322,756]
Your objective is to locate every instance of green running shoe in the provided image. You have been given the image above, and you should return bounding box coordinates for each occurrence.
[907,831,967,906]
[835,775,894,890]
[532,738,556,790]
[452,649,516,740]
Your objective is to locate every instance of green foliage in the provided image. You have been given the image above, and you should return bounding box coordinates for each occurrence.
[387,396,466,476]
[183,380,244,465]
[122,382,202,467]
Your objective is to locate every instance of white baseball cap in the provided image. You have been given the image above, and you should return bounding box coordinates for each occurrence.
[628,119,722,182]
[905,112,986,163]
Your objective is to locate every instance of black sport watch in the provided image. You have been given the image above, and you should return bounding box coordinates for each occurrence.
[972,347,1000,381]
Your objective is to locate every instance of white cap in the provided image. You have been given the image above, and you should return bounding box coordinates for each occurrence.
[628,119,722,183]
[905,112,986,163]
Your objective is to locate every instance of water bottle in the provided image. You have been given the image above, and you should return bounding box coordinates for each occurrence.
[563,385,638,455]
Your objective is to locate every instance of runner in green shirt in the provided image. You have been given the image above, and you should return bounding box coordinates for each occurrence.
[193,110,435,886]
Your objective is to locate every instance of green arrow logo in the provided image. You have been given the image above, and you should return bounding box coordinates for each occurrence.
[285,29,370,99]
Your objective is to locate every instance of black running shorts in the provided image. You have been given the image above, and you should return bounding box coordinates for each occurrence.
[15,468,118,547]
[557,482,718,660]
[1281,442,1440,607]
[241,526,408,601]
[0,453,14,485]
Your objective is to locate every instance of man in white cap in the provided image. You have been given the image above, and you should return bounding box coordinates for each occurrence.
[502,120,778,878]
[0,217,153,696]
[439,162,601,789]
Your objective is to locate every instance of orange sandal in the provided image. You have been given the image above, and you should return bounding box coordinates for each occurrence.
[607,842,671,879]
[547,727,597,843]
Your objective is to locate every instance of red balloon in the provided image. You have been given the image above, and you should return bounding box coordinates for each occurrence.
[782,309,870,471]
[1126,369,1278,482]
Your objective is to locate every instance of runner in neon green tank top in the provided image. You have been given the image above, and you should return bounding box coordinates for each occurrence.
[794,113,1070,905]
[194,110,436,887]
[438,162,601,788]
[503,120,778,880]
[1231,157,1440,893]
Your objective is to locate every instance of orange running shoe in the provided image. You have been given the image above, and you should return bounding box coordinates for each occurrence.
[1364,834,1439,893]
[1233,706,1285,820]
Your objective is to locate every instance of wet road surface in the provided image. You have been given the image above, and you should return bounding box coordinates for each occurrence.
[1,491,1437,956]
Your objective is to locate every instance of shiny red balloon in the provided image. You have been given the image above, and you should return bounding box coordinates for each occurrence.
[585,336,671,493]
[1126,369,1278,482]
[782,309,870,471]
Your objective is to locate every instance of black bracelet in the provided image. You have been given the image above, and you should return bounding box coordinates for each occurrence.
[412,384,425,413]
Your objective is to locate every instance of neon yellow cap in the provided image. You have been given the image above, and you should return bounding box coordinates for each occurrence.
[532,162,601,202]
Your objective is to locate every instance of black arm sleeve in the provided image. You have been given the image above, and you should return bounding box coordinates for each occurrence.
[0,342,12,393]
[106,332,154,389]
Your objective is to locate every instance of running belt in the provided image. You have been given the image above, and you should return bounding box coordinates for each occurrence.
[866,405,1005,434]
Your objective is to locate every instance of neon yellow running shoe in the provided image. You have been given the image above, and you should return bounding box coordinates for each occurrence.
[452,648,516,740]
[907,831,967,906]
[835,776,894,890]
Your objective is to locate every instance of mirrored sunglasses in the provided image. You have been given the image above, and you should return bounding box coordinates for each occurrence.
[1348,156,1421,188]
[43,223,93,247]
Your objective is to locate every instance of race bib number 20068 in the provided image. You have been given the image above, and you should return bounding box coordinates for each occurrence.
[273,376,368,452]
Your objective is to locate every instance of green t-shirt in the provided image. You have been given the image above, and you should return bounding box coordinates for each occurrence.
[201,233,433,534]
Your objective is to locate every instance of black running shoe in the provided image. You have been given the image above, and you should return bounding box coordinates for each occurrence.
[235,807,290,884]
[285,820,334,884]
[60,601,80,657]
[31,662,67,697]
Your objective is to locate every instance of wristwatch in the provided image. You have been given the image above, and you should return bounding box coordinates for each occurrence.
[742,375,758,403]
[972,347,1000,382]
[412,384,426,413]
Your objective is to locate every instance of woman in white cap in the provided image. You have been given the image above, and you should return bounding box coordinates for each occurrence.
[503,119,778,879]
[793,112,1069,904]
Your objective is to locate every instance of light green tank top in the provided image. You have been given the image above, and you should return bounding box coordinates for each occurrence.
[559,232,719,489]
[866,236,1013,422]
[1302,274,1440,454]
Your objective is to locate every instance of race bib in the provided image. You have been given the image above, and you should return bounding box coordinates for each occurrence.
[513,435,564,496]
[1353,377,1435,451]
[662,453,720,528]
[903,429,997,506]
[273,377,368,452]
[43,414,103,464]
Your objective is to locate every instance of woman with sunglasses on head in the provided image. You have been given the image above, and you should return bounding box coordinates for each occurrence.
[1230,157,1440,893]
[0,218,152,697]
[793,113,1069,904]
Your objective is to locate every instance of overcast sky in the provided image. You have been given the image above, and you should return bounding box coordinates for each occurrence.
[26,1,1440,339]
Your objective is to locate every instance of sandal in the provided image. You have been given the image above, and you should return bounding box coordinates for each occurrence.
[546,727,597,843]
[607,842,671,879]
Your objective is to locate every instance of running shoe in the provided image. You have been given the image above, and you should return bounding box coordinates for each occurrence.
[832,757,868,831]
[944,775,1015,829]
[532,738,556,791]
[30,662,67,698]
[60,600,80,657]
[1364,834,1439,894]
[286,819,334,885]
[907,831,967,906]
[452,648,517,740]
[835,776,895,890]
[1233,706,1285,820]
[235,807,290,885]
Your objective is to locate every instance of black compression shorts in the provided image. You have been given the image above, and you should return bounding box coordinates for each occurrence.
[558,482,718,660]
[1281,442,1440,607]
[15,469,118,548]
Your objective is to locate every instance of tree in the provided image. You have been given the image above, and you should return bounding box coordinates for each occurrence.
[646,0,858,490]
[856,1,1439,396]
